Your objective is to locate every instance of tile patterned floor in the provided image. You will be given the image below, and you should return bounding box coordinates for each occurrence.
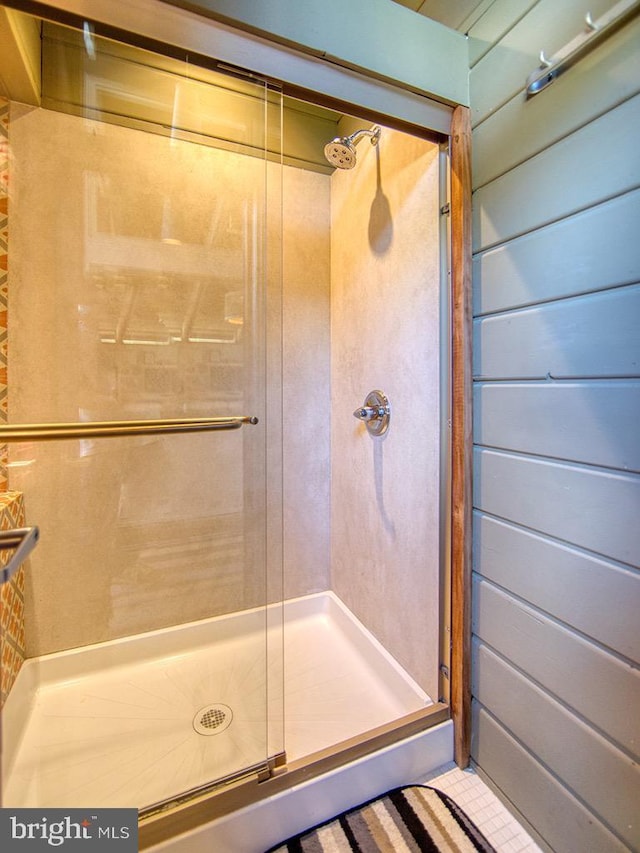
[419,763,544,853]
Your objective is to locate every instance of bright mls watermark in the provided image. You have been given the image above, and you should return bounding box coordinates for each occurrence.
[0,809,137,850]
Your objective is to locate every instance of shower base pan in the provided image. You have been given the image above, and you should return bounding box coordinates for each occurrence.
[2,592,432,810]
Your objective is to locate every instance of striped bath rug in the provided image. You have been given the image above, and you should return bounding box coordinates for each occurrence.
[266,785,497,852]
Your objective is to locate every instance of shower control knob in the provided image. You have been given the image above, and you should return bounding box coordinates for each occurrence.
[353,390,390,437]
[354,406,386,422]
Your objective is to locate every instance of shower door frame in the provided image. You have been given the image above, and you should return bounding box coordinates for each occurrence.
[0,0,473,842]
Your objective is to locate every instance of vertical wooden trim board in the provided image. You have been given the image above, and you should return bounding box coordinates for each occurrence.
[449,104,473,768]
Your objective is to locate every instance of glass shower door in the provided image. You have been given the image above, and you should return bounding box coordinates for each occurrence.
[0,17,283,811]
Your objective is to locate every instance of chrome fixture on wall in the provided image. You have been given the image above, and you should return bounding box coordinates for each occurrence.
[353,390,390,436]
[324,125,381,170]
[0,526,39,585]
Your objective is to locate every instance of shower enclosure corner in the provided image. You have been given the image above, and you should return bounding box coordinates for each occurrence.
[0,2,455,833]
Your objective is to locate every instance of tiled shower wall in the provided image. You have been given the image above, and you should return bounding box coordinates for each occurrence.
[7,102,330,656]
[282,166,331,599]
[0,98,27,707]
[331,128,441,698]
[6,102,440,695]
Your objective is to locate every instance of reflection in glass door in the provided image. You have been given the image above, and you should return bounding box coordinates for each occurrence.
[0,17,283,811]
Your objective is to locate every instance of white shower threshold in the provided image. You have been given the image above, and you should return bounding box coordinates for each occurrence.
[2,592,435,810]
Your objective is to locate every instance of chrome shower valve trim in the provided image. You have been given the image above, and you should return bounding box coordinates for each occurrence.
[353,390,391,437]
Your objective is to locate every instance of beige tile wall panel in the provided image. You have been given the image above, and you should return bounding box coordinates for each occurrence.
[330,126,441,698]
[282,166,331,599]
[8,105,281,653]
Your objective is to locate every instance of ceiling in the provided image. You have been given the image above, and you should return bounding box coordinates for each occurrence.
[391,0,488,32]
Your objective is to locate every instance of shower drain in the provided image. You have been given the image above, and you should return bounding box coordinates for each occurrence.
[193,703,233,736]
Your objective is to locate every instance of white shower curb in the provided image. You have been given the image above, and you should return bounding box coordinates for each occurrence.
[147,720,453,853]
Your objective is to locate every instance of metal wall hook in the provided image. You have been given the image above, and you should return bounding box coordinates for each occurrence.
[353,390,391,437]
[585,12,598,31]
[526,0,640,98]
[539,50,552,68]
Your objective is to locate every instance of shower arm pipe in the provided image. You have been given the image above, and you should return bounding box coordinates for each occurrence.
[0,415,259,442]
[348,126,381,146]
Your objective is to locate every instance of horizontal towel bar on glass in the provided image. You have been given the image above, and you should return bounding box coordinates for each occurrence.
[0,416,259,442]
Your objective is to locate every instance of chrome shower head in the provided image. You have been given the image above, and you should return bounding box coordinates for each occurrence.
[323,125,381,169]
[324,137,357,169]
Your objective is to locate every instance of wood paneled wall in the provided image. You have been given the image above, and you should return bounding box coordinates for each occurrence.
[464,1,640,850]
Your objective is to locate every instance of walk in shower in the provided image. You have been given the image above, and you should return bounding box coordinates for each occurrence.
[0,7,450,824]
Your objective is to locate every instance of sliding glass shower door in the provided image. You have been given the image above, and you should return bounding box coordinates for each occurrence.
[0,16,283,811]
